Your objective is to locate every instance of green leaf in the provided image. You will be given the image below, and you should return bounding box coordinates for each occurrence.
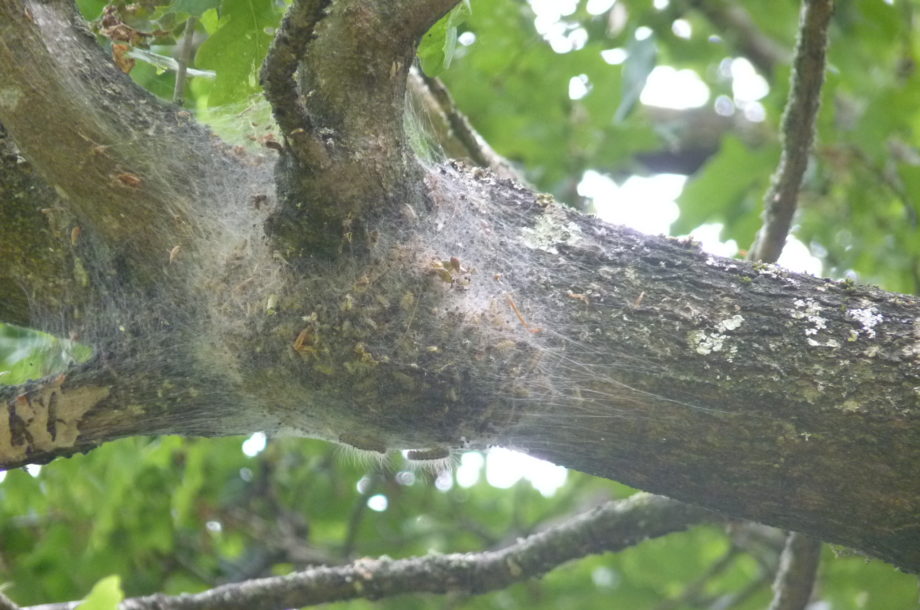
[418,3,471,76]
[614,34,657,123]
[173,0,221,17]
[195,0,279,106]
[75,0,107,19]
[76,576,123,610]
[0,323,92,385]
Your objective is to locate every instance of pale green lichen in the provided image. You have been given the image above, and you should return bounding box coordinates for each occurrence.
[0,87,22,110]
[792,298,827,337]
[521,209,583,254]
[846,306,882,339]
[717,314,744,332]
[688,332,737,360]
[840,399,860,413]
[689,315,744,359]
[689,330,724,355]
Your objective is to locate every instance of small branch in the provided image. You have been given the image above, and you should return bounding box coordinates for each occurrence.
[340,471,380,558]
[749,0,834,264]
[0,590,21,610]
[411,69,524,183]
[259,0,330,166]
[685,0,789,76]
[25,495,715,610]
[846,145,918,227]
[172,17,198,105]
[767,533,822,610]
[653,546,741,610]
[708,572,773,609]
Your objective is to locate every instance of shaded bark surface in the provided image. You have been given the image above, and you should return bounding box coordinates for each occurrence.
[1,0,918,574]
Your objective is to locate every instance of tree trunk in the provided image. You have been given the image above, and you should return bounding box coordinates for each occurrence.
[0,0,918,574]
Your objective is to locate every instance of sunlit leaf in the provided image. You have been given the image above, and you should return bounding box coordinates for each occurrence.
[0,323,92,385]
[418,2,471,76]
[195,0,279,106]
[75,576,123,610]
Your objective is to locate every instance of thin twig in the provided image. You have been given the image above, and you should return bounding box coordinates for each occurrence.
[340,471,379,559]
[25,495,715,610]
[172,17,197,105]
[749,0,834,264]
[0,591,20,610]
[767,532,822,610]
[707,572,773,610]
[654,546,741,610]
[413,69,524,183]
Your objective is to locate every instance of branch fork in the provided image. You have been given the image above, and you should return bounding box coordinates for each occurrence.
[259,0,460,257]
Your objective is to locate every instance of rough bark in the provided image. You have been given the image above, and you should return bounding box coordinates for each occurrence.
[0,0,918,576]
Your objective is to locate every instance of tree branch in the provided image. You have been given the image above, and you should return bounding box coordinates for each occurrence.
[0,349,265,470]
[653,546,742,610]
[0,0,254,285]
[260,0,331,166]
[259,0,444,256]
[20,495,714,610]
[0,123,87,329]
[683,0,790,77]
[411,69,523,183]
[390,0,460,41]
[768,533,822,610]
[749,0,834,264]
[172,17,198,105]
[0,590,20,610]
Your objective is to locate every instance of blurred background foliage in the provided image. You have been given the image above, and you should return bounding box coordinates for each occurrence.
[3,0,920,607]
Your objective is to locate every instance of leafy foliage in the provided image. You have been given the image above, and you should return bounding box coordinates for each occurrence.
[3,0,919,608]
[0,324,92,386]
[195,0,281,106]
[76,576,124,610]
[417,1,472,75]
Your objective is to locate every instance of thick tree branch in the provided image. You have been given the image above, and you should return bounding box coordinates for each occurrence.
[0,0,255,286]
[768,533,821,610]
[20,495,713,610]
[2,0,917,582]
[261,0,459,162]
[259,0,457,257]
[423,163,920,571]
[750,0,834,263]
[635,105,768,175]
[0,350,266,469]
[0,124,86,328]
[2,160,920,570]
